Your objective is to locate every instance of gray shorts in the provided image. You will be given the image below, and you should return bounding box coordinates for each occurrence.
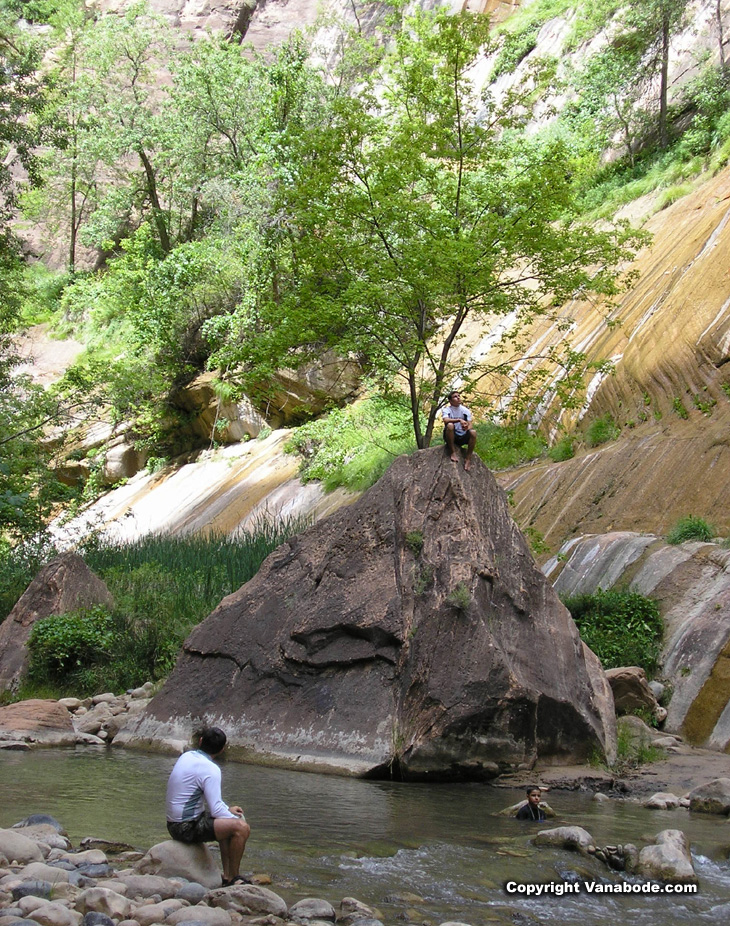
[167,811,216,844]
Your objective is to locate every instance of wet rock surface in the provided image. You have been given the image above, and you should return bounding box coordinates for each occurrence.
[120,449,616,778]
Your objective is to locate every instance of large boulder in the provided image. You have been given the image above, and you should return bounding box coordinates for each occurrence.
[0,553,114,694]
[119,449,616,778]
[687,777,730,815]
[0,700,77,747]
[636,829,698,883]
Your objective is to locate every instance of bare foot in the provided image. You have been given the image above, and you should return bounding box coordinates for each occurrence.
[464,458,472,472]
[450,453,459,463]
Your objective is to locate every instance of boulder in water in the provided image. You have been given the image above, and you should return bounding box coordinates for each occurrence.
[119,449,616,778]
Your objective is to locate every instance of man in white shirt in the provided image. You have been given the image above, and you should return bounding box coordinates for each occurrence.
[442,390,477,471]
[166,726,250,887]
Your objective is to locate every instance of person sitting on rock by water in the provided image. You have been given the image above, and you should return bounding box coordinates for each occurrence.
[515,786,546,822]
[442,390,477,471]
[166,726,251,886]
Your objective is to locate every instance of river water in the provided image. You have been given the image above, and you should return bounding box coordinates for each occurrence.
[1,748,728,926]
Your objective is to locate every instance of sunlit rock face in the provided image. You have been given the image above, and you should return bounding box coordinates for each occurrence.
[118,448,616,779]
[546,532,730,752]
[52,431,357,547]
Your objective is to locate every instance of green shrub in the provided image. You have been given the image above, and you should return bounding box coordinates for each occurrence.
[27,606,116,682]
[585,415,619,447]
[446,581,472,614]
[548,435,575,462]
[473,423,546,470]
[562,588,663,674]
[285,394,419,493]
[666,515,715,545]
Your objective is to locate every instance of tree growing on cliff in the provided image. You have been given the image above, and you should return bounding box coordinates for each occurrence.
[235,9,643,448]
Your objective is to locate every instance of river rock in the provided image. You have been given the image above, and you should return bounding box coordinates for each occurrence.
[337,897,375,926]
[0,553,113,694]
[637,829,698,883]
[59,851,108,867]
[166,907,232,926]
[120,449,616,778]
[644,792,681,810]
[10,882,53,901]
[13,816,65,834]
[133,899,185,926]
[82,914,115,926]
[0,829,45,864]
[174,883,208,904]
[288,899,336,922]
[135,842,220,890]
[533,826,594,853]
[18,864,70,884]
[74,888,133,920]
[114,873,177,900]
[605,667,667,724]
[24,901,82,926]
[12,826,70,852]
[687,777,730,814]
[206,885,287,918]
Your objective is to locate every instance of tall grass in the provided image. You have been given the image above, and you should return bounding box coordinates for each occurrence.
[12,521,303,697]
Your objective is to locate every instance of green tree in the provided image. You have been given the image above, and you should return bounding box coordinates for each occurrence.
[236,10,643,448]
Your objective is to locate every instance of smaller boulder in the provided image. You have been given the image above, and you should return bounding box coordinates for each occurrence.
[133,900,185,926]
[644,792,681,810]
[74,887,132,920]
[688,778,730,815]
[637,829,697,883]
[166,907,232,926]
[533,826,594,854]
[605,667,667,724]
[114,873,177,900]
[206,884,288,918]
[289,899,336,923]
[0,828,45,864]
[135,841,220,889]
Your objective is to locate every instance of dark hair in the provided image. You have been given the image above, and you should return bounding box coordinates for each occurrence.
[448,391,461,401]
[526,785,541,795]
[199,726,227,755]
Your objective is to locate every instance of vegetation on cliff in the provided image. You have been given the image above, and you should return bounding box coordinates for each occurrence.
[1,0,729,552]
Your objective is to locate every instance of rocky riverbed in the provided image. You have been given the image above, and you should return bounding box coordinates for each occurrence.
[0,815,393,926]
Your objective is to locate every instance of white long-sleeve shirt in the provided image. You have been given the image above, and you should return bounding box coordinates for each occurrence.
[166,749,236,822]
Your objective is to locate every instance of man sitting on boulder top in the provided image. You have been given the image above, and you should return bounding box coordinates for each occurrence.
[166,726,250,886]
[515,786,547,822]
[442,390,477,471]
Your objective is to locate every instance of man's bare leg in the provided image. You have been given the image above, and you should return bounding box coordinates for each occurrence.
[214,817,250,882]
[444,423,460,463]
[464,430,477,471]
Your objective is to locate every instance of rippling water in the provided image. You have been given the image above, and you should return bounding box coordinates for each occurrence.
[1,748,728,926]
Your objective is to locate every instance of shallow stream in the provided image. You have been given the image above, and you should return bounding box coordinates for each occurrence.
[1,748,729,926]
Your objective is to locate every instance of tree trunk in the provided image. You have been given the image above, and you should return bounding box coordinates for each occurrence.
[718,0,727,74]
[659,13,670,148]
[138,147,171,252]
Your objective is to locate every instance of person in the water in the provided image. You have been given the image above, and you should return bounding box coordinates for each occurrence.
[166,726,250,886]
[515,786,546,822]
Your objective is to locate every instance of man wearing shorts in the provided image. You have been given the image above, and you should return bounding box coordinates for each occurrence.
[442,391,477,471]
[166,726,250,886]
